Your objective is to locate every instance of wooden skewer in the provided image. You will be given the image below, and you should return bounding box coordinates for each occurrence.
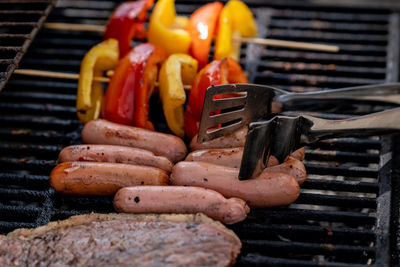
[44,22,106,32]
[43,22,339,53]
[13,69,192,89]
[233,36,339,53]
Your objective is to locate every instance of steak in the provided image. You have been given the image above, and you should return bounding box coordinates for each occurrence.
[0,213,241,267]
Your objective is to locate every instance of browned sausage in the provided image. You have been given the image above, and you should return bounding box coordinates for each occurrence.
[170,161,300,208]
[185,147,244,168]
[185,147,306,170]
[50,162,169,196]
[81,119,187,163]
[291,147,306,161]
[114,186,250,224]
[264,156,307,184]
[189,128,248,151]
[58,145,173,173]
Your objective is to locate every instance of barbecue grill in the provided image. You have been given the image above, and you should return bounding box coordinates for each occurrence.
[0,0,399,266]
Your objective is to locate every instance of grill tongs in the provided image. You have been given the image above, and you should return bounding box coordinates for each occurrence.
[196,83,400,180]
[240,107,400,180]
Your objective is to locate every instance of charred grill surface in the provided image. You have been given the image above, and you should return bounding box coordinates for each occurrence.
[0,0,399,266]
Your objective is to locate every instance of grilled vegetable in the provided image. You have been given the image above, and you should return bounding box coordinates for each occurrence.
[148,0,192,55]
[102,43,167,129]
[104,0,154,57]
[187,2,223,68]
[215,0,258,61]
[159,54,198,137]
[184,58,247,138]
[76,39,119,124]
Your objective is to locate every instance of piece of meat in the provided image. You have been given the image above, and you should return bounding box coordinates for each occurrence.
[81,119,187,163]
[171,161,300,208]
[0,213,241,267]
[189,128,248,151]
[185,147,306,169]
[114,186,250,224]
[50,162,169,196]
[265,156,307,184]
[185,147,244,168]
[58,144,173,173]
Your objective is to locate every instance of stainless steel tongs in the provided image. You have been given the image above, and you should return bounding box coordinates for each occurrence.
[239,107,400,180]
[197,83,400,143]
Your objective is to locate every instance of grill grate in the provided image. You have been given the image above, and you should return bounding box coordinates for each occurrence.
[0,0,55,91]
[0,0,399,266]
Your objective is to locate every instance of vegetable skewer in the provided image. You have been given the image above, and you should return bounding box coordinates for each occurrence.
[43,22,339,53]
[12,68,192,89]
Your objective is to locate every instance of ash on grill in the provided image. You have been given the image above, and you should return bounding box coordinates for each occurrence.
[0,0,399,266]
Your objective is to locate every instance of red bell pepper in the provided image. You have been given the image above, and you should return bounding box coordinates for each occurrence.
[104,0,154,58]
[102,43,167,130]
[184,58,247,138]
[187,2,223,69]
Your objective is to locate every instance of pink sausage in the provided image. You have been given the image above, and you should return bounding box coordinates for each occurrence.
[189,128,248,151]
[185,147,306,172]
[81,119,187,163]
[50,162,169,196]
[58,144,173,173]
[170,161,300,208]
[114,186,250,224]
[264,156,307,184]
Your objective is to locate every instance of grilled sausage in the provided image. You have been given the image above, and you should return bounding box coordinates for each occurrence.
[185,147,306,169]
[189,128,248,151]
[170,161,300,208]
[114,186,250,224]
[185,147,244,168]
[58,145,173,173]
[264,156,307,184]
[50,162,169,196]
[291,147,306,161]
[81,119,187,163]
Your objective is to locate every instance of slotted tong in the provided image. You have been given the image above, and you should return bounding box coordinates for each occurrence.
[197,83,400,180]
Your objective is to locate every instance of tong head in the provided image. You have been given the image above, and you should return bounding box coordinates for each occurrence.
[238,115,304,180]
[197,84,279,143]
[238,107,400,180]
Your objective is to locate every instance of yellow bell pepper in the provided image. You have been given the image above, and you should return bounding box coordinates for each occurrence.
[214,0,258,61]
[76,39,119,124]
[148,0,192,55]
[226,0,257,37]
[159,54,198,137]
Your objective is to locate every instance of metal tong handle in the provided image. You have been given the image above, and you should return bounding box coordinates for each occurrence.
[300,107,400,144]
[277,83,400,106]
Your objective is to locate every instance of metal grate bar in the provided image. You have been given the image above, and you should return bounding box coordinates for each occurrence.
[0,0,55,91]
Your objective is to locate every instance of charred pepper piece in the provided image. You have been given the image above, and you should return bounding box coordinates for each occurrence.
[102,43,167,130]
[76,39,119,124]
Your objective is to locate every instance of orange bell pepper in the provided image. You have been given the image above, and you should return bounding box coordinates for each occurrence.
[187,2,223,68]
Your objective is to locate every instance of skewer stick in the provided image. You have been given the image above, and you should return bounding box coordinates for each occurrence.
[13,69,192,89]
[233,36,339,53]
[43,22,339,53]
[44,22,106,32]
